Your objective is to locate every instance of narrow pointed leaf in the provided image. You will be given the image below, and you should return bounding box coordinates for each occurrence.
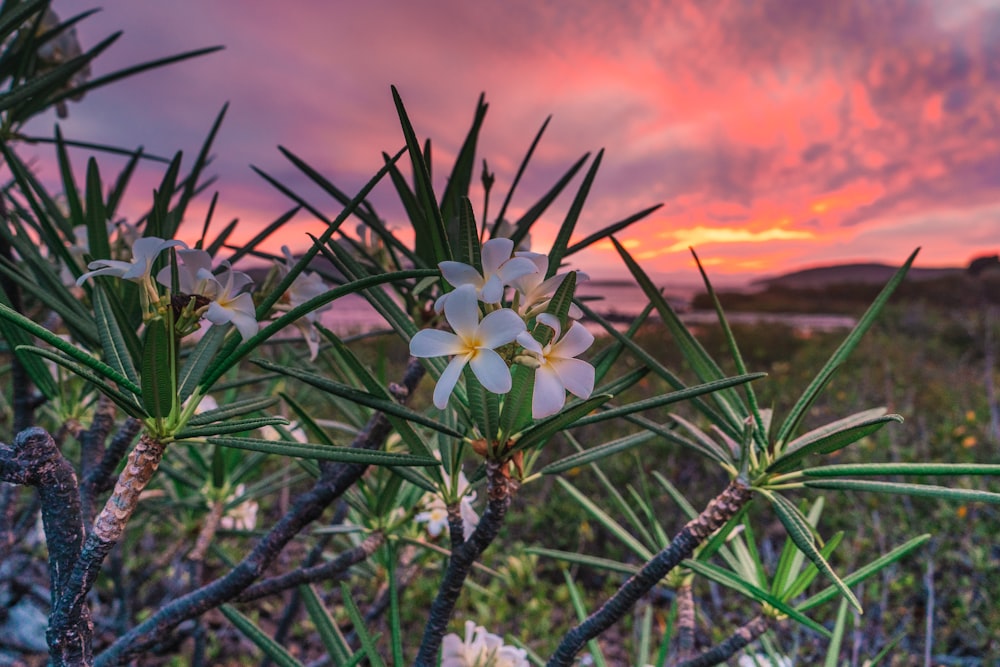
[802,462,1000,477]
[572,373,765,429]
[555,477,653,559]
[207,436,437,467]
[300,584,351,663]
[177,325,227,401]
[186,396,281,426]
[176,417,288,440]
[775,249,919,446]
[798,534,930,612]
[770,492,861,612]
[768,411,901,474]
[681,558,830,637]
[506,152,590,251]
[564,204,663,256]
[252,358,463,438]
[219,605,304,667]
[510,393,611,454]
[339,582,387,667]
[92,285,140,389]
[0,304,140,393]
[546,150,602,277]
[541,430,656,474]
[804,479,1000,504]
[141,317,175,420]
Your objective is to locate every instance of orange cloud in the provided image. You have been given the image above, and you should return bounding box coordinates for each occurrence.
[659,226,815,252]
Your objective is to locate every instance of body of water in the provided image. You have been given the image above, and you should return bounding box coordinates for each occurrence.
[319,281,856,336]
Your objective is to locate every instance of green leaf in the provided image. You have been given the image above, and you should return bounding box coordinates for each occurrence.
[202,267,436,389]
[0,304,141,394]
[564,204,663,256]
[465,363,500,444]
[92,285,140,390]
[439,94,488,231]
[555,477,653,560]
[571,373,765,429]
[219,605,304,667]
[299,584,351,664]
[803,479,1000,504]
[510,393,611,454]
[16,346,146,419]
[391,85,451,267]
[491,114,551,236]
[526,547,639,576]
[682,558,830,637]
[252,358,463,438]
[454,196,482,268]
[767,410,901,474]
[498,363,534,444]
[186,395,280,426]
[546,150,602,277]
[140,317,175,421]
[540,430,656,474]
[0,291,58,400]
[769,491,861,612]
[612,237,748,430]
[84,158,111,261]
[207,436,438,467]
[177,325,227,401]
[339,582,386,667]
[798,534,930,612]
[176,417,288,440]
[774,248,918,446]
[317,326,436,463]
[802,462,1000,477]
[562,570,609,667]
[505,152,591,252]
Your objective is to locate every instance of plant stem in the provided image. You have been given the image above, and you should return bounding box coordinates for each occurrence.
[547,479,753,667]
[414,459,516,666]
[95,358,426,665]
[676,615,770,667]
[0,427,89,665]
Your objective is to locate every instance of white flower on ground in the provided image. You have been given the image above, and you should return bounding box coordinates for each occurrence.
[441,621,529,667]
[517,313,595,419]
[77,236,186,286]
[219,484,258,532]
[738,653,792,667]
[273,246,332,360]
[156,248,258,340]
[509,251,586,319]
[416,468,479,540]
[410,285,526,409]
[435,237,538,310]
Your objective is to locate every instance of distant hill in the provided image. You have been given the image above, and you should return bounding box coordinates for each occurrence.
[753,263,963,290]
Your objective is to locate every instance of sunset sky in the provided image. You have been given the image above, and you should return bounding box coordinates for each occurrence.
[25,1,1000,284]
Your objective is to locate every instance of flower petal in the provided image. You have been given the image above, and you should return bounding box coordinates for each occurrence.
[443,285,481,339]
[477,308,526,348]
[479,274,505,304]
[410,329,464,357]
[433,355,468,409]
[516,331,543,354]
[532,365,566,419]
[439,261,483,290]
[481,237,514,275]
[535,312,562,341]
[552,321,594,358]
[551,357,595,399]
[496,256,539,285]
[469,349,512,394]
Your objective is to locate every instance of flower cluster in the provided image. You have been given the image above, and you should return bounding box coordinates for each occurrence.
[410,238,595,420]
[415,466,479,541]
[440,621,528,667]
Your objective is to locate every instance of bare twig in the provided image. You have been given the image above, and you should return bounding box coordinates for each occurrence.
[94,358,426,666]
[676,615,771,667]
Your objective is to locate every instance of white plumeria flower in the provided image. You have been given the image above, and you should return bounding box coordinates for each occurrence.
[274,246,332,360]
[410,285,526,409]
[416,467,479,540]
[204,267,257,340]
[219,484,258,532]
[509,251,586,319]
[76,236,187,286]
[435,237,538,310]
[517,313,595,419]
[155,249,258,341]
[441,621,529,667]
